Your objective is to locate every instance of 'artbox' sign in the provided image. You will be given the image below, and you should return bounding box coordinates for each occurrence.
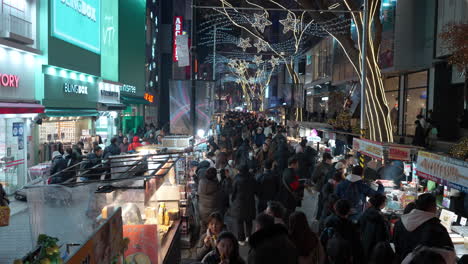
[173,16,183,62]
[0,73,19,88]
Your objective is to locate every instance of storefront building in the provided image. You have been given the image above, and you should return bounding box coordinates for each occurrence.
[120,84,149,134]
[38,66,99,161]
[0,0,42,194]
[96,80,125,142]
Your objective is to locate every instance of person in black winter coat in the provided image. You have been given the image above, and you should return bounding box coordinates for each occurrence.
[393,193,454,263]
[231,165,257,243]
[255,160,279,213]
[103,137,121,158]
[412,120,426,147]
[49,151,68,184]
[322,199,363,263]
[198,168,223,232]
[248,224,298,264]
[359,193,390,262]
[278,156,304,216]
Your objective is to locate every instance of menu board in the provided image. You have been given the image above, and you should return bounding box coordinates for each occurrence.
[416,151,468,193]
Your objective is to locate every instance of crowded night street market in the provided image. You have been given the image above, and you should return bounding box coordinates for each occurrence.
[1,0,468,263]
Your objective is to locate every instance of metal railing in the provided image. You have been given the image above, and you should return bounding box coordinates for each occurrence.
[0,4,32,39]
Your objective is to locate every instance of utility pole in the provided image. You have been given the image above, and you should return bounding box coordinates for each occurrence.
[360,0,368,137]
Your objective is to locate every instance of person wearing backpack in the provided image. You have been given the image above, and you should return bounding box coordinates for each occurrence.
[321,199,362,263]
[335,165,384,222]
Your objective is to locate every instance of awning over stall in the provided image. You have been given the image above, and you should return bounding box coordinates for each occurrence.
[44,108,99,117]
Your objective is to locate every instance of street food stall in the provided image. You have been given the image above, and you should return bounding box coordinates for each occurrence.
[414,151,468,256]
[22,153,191,264]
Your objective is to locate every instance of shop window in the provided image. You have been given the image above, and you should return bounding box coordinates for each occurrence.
[0,117,27,194]
[408,71,428,88]
[405,88,427,135]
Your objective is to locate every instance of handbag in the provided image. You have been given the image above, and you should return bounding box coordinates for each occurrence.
[0,205,10,226]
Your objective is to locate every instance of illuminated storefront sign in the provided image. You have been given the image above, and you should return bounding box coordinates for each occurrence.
[144,93,154,103]
[173,16,183,62]
[121,84,136,94]
[64,82,88,94]
[52,0,101,53]
[99,81,120,103]
[0,73,19,88]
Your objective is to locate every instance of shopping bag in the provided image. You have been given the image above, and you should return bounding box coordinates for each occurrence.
[0,206,10,226]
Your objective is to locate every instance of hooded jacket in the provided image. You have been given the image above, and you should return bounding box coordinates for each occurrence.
[335,174,384,215]
[127,136,142,152]
[198,175,223,225]
[359,206,390,260]
[393,209,454,262]
[248,224,298,264]
[231,171,257,221]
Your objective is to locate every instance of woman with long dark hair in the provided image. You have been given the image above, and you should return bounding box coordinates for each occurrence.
[289,211,325,264]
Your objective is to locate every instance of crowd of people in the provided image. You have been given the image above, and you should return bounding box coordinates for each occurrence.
[48,123,168,183]
[188,111,460,264]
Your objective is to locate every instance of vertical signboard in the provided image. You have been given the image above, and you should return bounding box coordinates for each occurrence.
[195,81,215,133]
[379,0,396,68]
[101,0,119,81]
[173,16,183,62]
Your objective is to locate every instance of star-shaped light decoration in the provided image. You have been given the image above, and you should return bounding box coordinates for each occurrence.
[252,13,272,33]
[237,37,252,51]
[270,56,280,67]
[253,55,264,66]
[279,13,300,34]
[254,39,268,53]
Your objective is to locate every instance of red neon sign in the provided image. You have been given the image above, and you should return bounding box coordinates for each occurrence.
[173,16,183,62]
[144,93,154,103]
[0,74,19,88]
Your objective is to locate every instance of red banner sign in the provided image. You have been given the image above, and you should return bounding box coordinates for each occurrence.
[173,16,183,62]
[388,145,411,161]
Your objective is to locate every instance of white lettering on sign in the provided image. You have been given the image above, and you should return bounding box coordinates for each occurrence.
[64,83,88,94]
[61,0,97,22]
[0,74,19,88]
[121,84,136,94]
[173,16,183,62]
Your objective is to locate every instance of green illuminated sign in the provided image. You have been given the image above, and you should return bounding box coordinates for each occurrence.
[51,0,101,54]
[101,0,118,81]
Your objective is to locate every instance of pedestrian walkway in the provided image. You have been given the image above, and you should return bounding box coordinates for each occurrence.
[0,209,33,264]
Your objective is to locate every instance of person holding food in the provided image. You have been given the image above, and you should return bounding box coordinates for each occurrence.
[197,212,227,260]
[201,231,245,264]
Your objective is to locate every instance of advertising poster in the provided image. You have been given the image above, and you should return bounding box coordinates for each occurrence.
[416,151,468,193]
[195,81,215,134]
[169,80,192,135]
[352,138,384,160]
[123,225,159,264]
[387,144,412,161]
[379,0,396,68]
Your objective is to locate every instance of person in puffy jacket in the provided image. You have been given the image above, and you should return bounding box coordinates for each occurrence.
[49,151,68,183]
[198,168,223,232]
[359,193,390,262]
[335,165,384,221]
[127,136,142,152]
[393,193,454,262]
